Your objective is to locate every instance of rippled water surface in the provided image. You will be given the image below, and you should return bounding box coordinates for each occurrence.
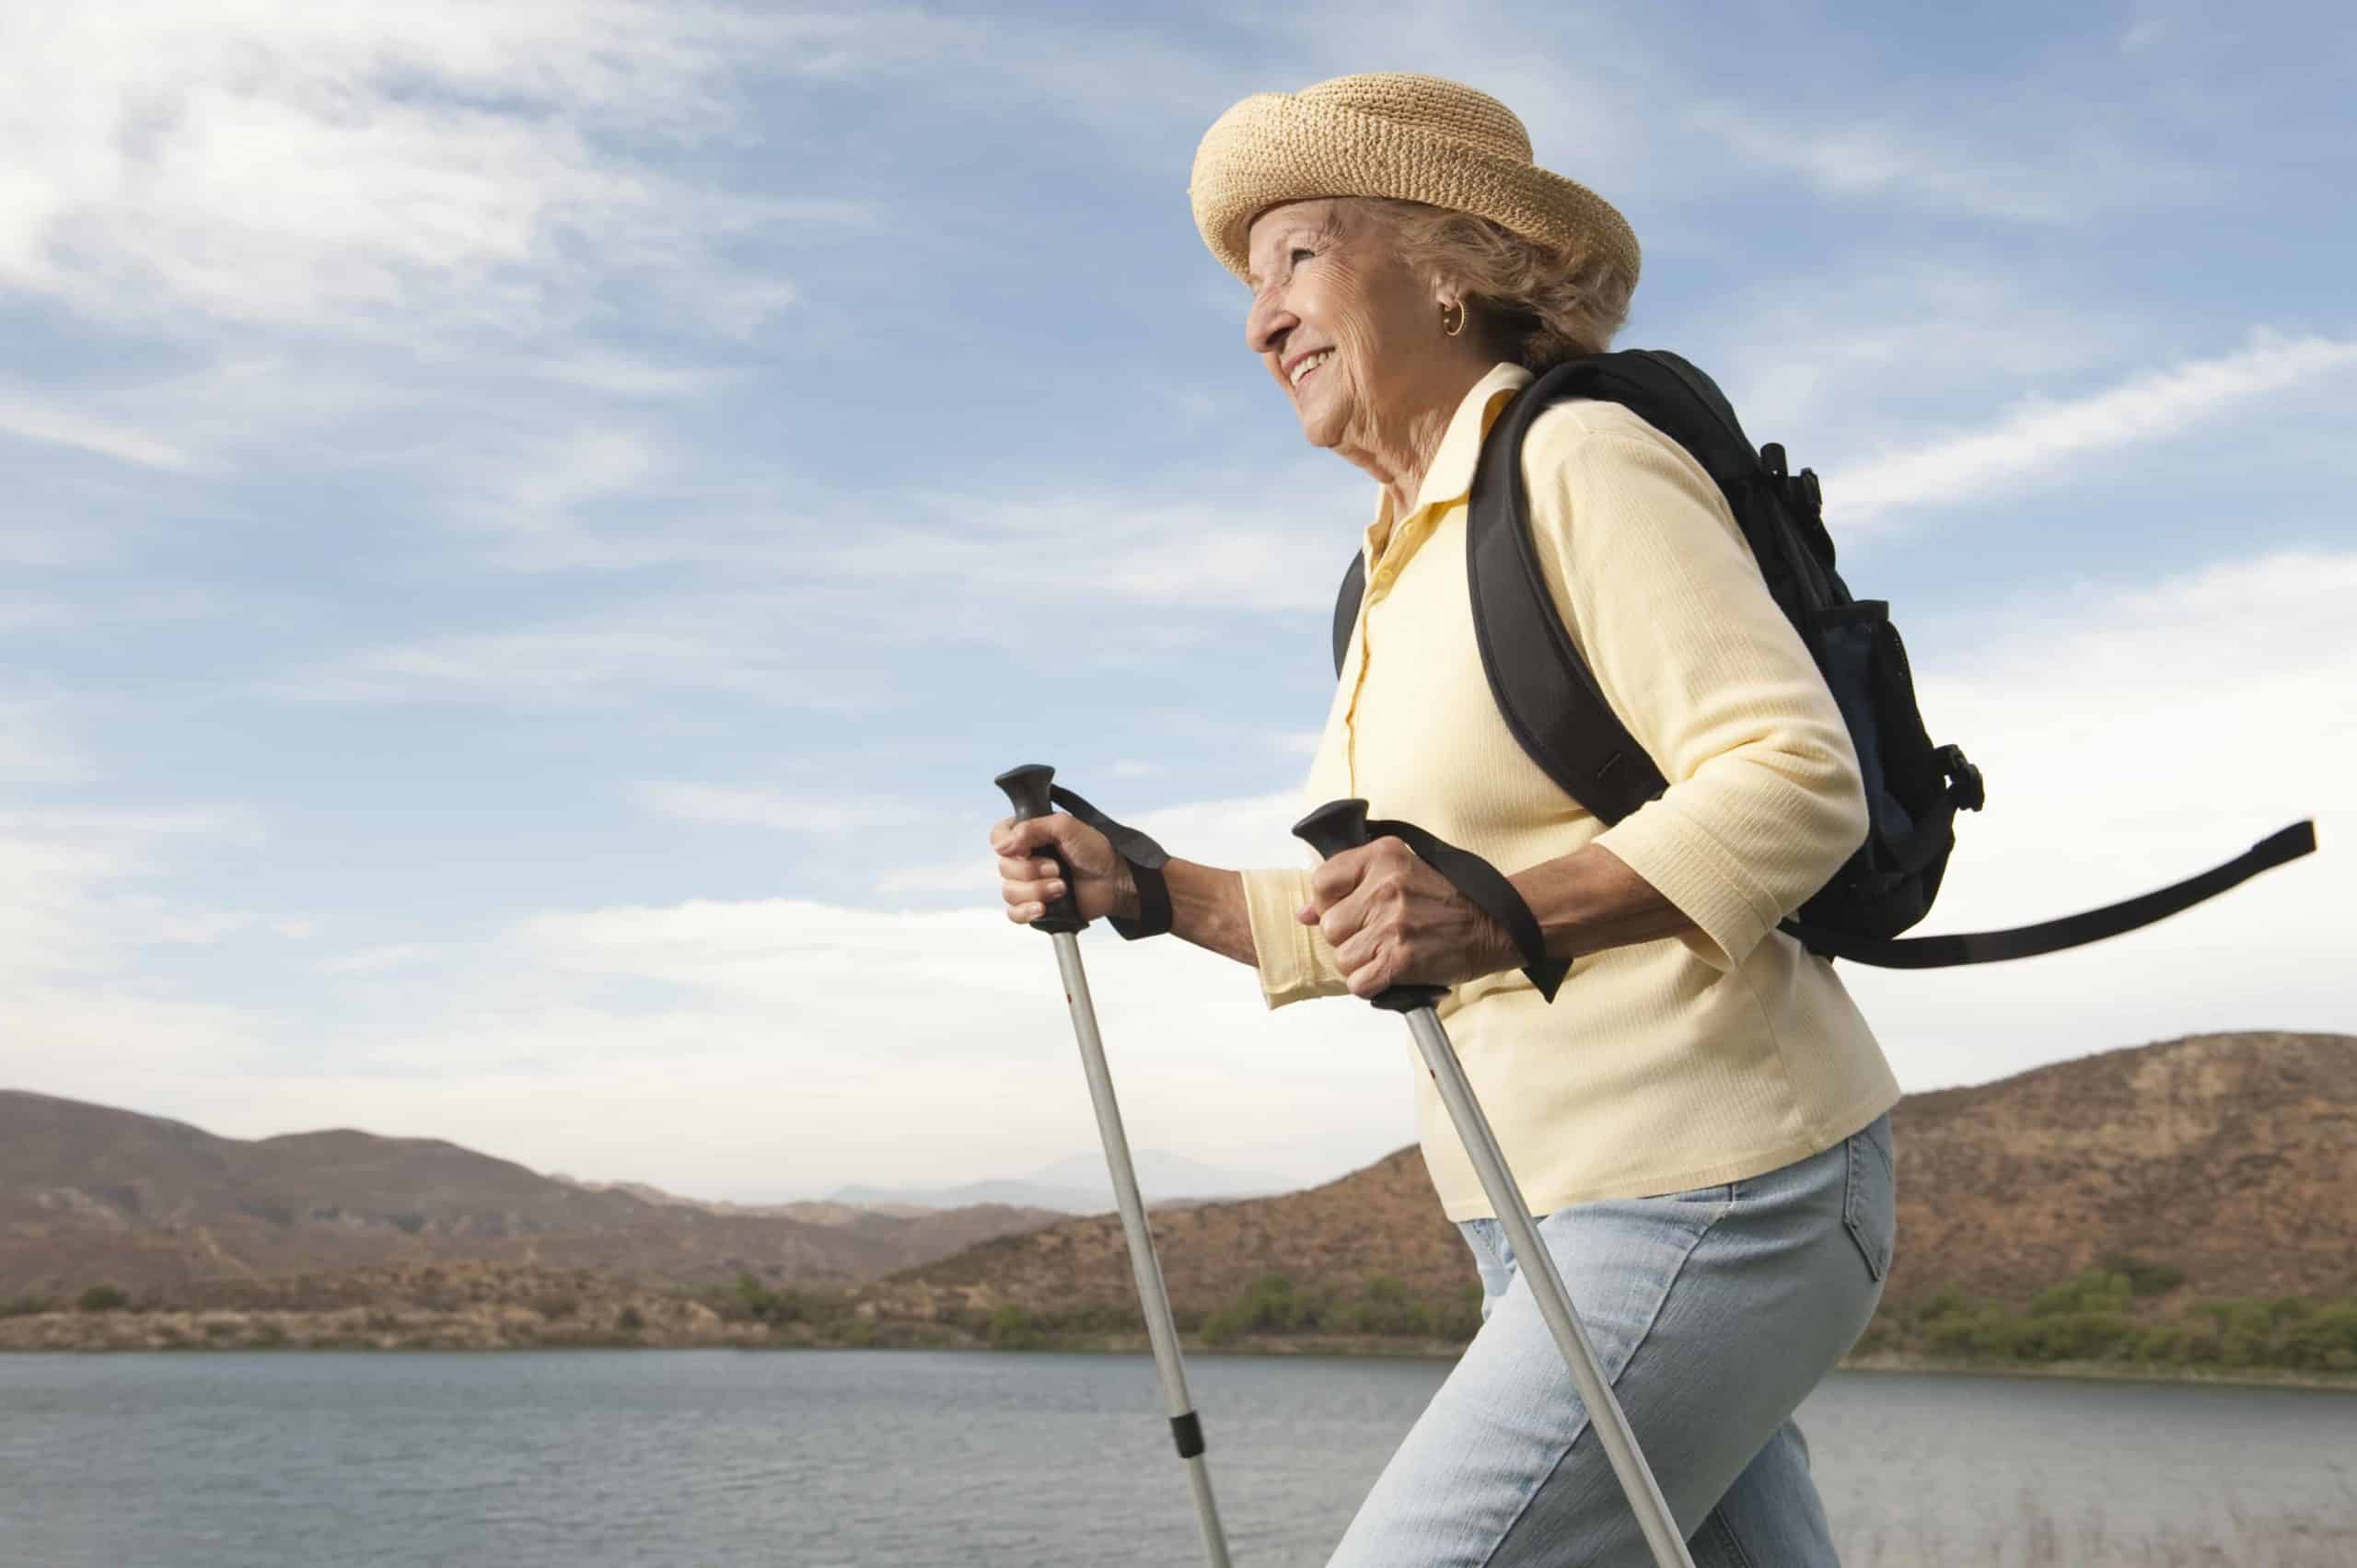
[3,1352,2351,1566]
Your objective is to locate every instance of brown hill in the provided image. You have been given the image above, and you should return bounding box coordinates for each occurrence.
[868,1139,1467,1323]
[1887,1030,2355,1301]
[872,1031,2357,1321]
[0,1090,1059,1299]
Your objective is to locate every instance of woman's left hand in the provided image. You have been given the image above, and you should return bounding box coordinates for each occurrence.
[1296,838,1519,1000]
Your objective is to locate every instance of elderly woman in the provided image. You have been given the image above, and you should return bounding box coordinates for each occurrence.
[991,74,1898,1566]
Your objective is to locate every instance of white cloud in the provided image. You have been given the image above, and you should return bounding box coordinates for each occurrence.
[279,623,788,703]
[830,476,1369,613]
[528,354,745,400]
[489,427,663,538]
[0,703,96,784]
[0,389,192,470]
[637,783,925,834]
[318,943,440,978]
[0,802,280,1081]
[0,588,219,634]
[1681,99,2192,225]
[350,888,1411,1196]
[1828,332,2357,530]
[878,790,1311,902]
[1707,257,2148,444]
[873,854,996,900]
[0,3,841,340]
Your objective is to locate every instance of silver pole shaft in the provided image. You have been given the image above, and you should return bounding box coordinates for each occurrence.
[1405,1007,1694,1568]
[1051,932,1233,1568]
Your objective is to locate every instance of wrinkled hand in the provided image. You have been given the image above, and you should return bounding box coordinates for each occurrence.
[1297,838,1518,999]
[989,812,1137,925]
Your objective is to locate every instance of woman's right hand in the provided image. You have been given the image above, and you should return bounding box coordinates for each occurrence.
[989,811,1136,925]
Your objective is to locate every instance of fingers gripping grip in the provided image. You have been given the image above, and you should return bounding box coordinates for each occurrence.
[994,763,1088,935]
[1293,798,1572,1011]
[1291,800,1448,1014]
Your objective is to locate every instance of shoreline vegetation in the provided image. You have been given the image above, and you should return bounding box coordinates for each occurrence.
[4,1259,2353,1393]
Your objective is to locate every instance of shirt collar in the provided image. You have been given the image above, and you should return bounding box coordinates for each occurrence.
[1364,361,1535,567]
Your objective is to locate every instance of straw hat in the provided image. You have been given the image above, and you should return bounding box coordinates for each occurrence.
[1189,73,1639,294]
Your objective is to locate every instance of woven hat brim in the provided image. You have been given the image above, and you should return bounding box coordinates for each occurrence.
[1190,92,1640,291]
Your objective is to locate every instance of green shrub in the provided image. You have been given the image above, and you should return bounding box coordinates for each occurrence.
[986,1305,1039,1350]
[1914,1286,1970,1323]
[2280,1305,2357,1371]
[0,1295,56,1319]
[2098,1253,2185,1297]
[730,1272,812,1325]
[1240,1274,1301,1333]
[2021,1311,2139,1363]
[1923,1310,2026,1360]
[2219,1330,2270,1368]
[616,1306,645,1333]
[2030,1270,2132,1318]
[1437,1284,1485,1342]
[76,1283,129,1314]
[1353,1275,1420,1336]
[2203,1299,2271,1337]
[1199,1309,1246,1348]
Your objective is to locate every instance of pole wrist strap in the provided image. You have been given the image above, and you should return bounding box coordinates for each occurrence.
[1366,818,1571,1005]
[1048,785,1173,940]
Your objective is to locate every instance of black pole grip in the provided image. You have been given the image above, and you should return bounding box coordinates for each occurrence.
[993,764,1087,935]
[1291,798,1447,1015]
[1292,798,1374,862]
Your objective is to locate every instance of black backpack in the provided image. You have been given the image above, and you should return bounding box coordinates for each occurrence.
[1330,350,2314,967]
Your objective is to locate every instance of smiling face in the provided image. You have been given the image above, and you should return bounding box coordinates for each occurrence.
[1243,199,1451,452]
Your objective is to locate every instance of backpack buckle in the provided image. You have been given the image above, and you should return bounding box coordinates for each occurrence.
[1937,745,1987,811]
[1795,468,1824,516]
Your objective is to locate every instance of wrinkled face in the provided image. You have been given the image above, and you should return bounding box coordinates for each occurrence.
[1243,199,1441,449]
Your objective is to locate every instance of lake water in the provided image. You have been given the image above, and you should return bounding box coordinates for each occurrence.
[2,1351,2351,1566]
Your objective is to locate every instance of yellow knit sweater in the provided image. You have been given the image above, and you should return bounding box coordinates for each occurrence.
[1239,362,1900,1221]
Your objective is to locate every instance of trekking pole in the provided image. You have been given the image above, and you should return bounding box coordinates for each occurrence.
[1295,799,1695,1568]
[994,764,1233,1568]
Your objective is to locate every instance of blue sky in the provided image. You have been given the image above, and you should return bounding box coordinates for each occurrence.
[4,2,2351,1201]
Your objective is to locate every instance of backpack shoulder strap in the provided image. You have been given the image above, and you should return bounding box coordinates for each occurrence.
[1465,359,1671,826]
[1330,551,1366,679]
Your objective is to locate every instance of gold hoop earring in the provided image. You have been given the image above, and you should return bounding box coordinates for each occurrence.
[1442,300,1466,338]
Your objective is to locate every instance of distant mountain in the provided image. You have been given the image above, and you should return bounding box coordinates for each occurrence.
[0,1092,1061,1299]
[546,1175,935,1225]
[869,1032,2357,1321]
[830,1149,1281,1214]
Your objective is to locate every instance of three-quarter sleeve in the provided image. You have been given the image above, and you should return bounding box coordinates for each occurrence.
[1521,411,1868,970]
[1237,865,1353,1008]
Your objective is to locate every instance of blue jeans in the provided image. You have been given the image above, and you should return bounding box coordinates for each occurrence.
[1329,1114,1896,1567]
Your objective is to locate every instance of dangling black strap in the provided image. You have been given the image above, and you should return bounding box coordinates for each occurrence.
[1782,821,2316,969]
[1048,785,1173,941]
[1364,818,1572,1004]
